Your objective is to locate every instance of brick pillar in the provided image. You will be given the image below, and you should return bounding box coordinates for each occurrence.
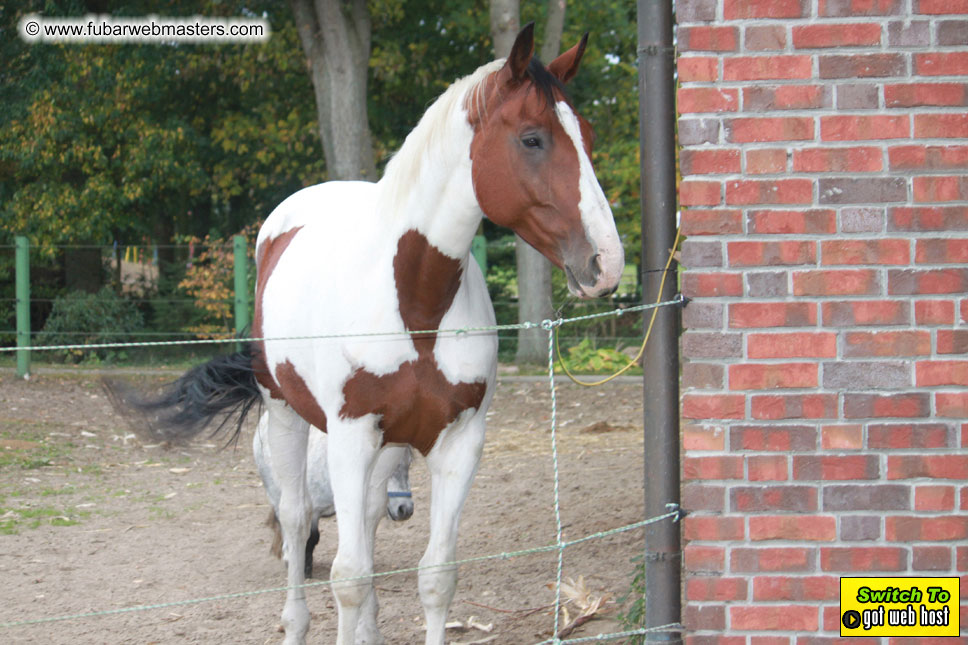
[677,0,968,641]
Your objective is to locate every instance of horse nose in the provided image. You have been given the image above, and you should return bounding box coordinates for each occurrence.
[388,501,414,521]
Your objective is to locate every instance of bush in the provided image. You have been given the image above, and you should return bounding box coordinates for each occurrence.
[38,287,144,363]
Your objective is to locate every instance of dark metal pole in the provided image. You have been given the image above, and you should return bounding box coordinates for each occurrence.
[638,0,681,642]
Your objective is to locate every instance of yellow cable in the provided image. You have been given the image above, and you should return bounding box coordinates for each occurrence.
[556,227,681,387]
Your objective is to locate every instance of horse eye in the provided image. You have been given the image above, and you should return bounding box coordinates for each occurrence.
[521,136,542,149]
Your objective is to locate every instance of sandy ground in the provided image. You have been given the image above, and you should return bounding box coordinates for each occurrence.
[0,370,656,644]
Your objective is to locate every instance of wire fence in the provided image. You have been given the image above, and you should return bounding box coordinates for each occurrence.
[0,296,685,643]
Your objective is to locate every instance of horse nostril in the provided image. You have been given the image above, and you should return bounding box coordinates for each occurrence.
[588,253,602,280]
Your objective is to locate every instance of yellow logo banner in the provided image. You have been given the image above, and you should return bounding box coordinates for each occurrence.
[840,577,960,637]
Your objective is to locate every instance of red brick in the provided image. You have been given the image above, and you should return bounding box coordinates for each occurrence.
[752,394,838,420]
[889,145,968,171]
[731,487,818,513]
[750,516,837,541]
[682,272,744,297]
[819,53,906,78]
[843,331,931,357]
[679,25,739,51]
[744,85,829,111]
[681,209,744,236]
[683,422,726,451]
[678,88,740,114]
[820,115,910,140]
[748,332,836,359]
[729,363,818,390]
[890,206,968,231]
[885,83,968,107]
[915,52,968,76]
[684,605,725,631]
[731,302,817,328]
[823,300,908,326]
[747,209,836,234]
[683,484,726,513]
[684,544,725,573]
[731,425,816,451]
[960,546,968,570]
[915,299,955,325]
[686,577,748,602]
[887,516,968,541]
[685,637,746,645]
[821,239,909,265]
[918,116,968,143]
[917,0,968,12]
[868,423,951,449]
[684,515,745,541]
[753,576,839,601]
[914,176,968,202]
[845,394,931,419]
[794,270,880,296]
[682,394,746,420]
[912,546,952,571]
[916,360,968,386]
[888,455,968,479]
[821,425,864,450]
[731,547,816,572]
[794,455,879,480]
[916,239,968,264]
[963,488,968,511]
[819,0,902,15]
[914,485,956,511]
[746,25,787,50]
[724,0,806,19]
[679,56,719,82]
[937,392,968,417]
[727,117,814,142]
[681,180,722,206]
[724,56,813,81]
[684,456,745,480]
[681,149,741,176]
[727,241,815,267]
[730,606,818,631]
[821,547,907,571]
[794,147,883,172]
[793,23,883,48]
[726,179,813,205]
[889,268,968,295]
[748,455,789,481]
[746,149,788,174]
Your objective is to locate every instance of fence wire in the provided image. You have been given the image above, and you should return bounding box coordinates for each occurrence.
[0,297,685,643]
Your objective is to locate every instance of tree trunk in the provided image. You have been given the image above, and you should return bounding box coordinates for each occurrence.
[490,0,567,364]
[290,0,376,181]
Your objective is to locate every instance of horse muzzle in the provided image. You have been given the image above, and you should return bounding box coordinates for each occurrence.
[564,246,624,299]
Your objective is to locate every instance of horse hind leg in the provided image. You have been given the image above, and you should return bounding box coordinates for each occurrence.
[266,404,313,645]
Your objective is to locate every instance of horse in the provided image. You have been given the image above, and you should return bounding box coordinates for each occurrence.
[253,412,414,578]
[123,23,623,645]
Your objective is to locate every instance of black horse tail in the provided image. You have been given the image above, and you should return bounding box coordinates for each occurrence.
[106,343,262,447]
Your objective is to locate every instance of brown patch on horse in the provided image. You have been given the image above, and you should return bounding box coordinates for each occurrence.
[340,230,486,455]
[275,359,328,433]
[252,226,303,399]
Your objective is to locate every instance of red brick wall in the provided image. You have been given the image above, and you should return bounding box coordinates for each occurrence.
[676,0,968,640]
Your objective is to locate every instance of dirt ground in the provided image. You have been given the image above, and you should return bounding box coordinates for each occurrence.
[0,370,656,645]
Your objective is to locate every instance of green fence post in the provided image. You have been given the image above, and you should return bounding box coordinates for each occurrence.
[472,234,487,276]
[15,236,30,379]
[233,235,250,351]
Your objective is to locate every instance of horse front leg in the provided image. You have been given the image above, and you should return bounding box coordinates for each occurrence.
[327,420,383,645]
[419,413,486,645]
[266,404,313,645]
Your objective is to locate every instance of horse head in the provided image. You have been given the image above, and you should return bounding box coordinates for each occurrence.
[468,23,624,299]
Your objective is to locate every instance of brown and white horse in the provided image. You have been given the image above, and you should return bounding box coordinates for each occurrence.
[132,24,622,645]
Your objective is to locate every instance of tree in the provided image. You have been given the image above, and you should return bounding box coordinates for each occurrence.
[488,0,567,364]
[289,0,377,180]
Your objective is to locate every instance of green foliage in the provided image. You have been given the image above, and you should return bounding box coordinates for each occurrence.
[38,287,144,363]
[556,338,637,375]
[617,553,647,644]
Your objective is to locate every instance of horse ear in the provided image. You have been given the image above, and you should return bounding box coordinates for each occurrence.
[547,32,588,84]
[505,22,535,82]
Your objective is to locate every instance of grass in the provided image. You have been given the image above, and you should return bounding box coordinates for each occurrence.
[0,505,90,534]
